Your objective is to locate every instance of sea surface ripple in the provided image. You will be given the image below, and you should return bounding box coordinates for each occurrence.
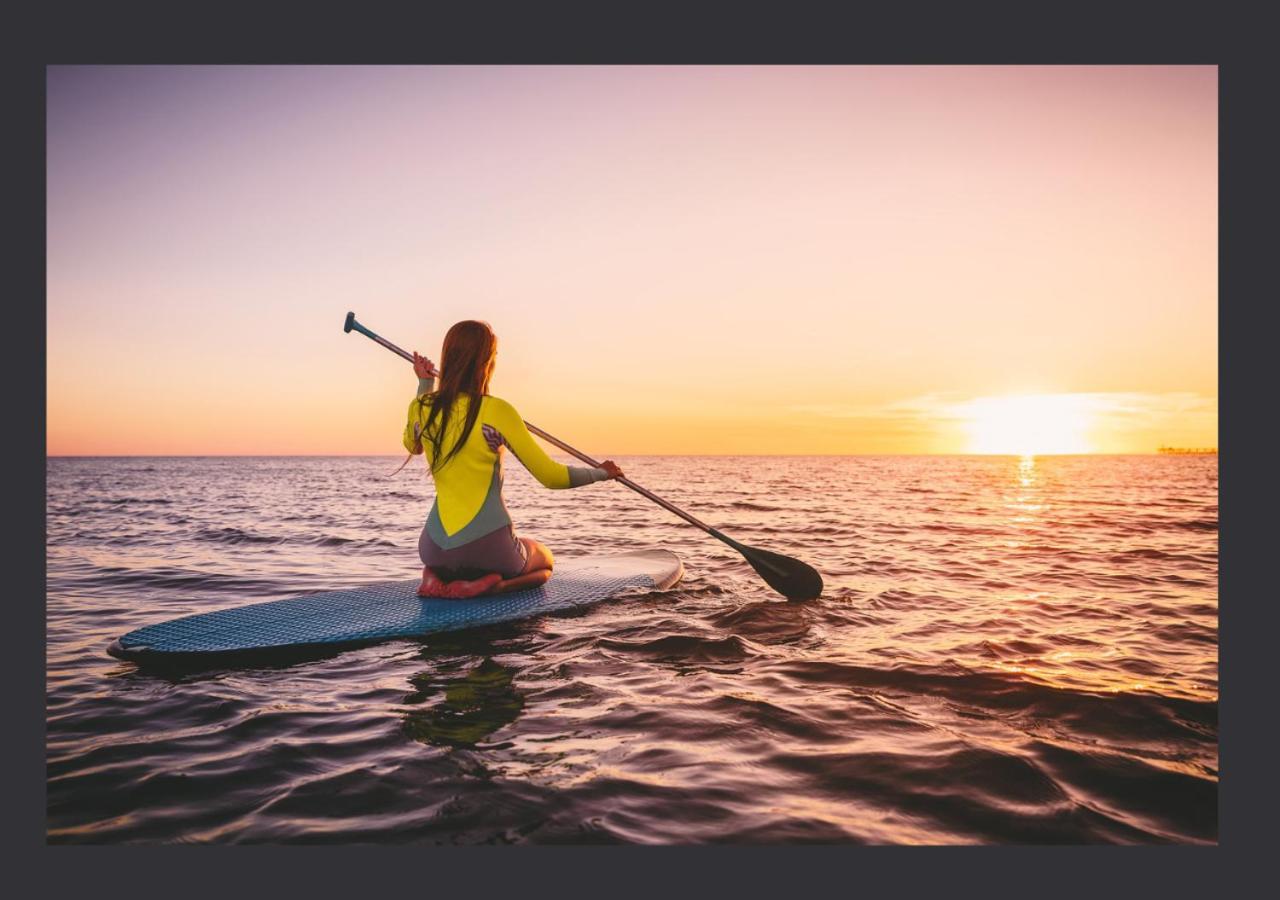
[46,455,1218,844]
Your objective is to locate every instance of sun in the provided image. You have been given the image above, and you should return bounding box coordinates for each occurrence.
[959,393,1095,455]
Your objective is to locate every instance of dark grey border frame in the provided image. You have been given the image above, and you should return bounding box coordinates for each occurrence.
[15,0,1266,894]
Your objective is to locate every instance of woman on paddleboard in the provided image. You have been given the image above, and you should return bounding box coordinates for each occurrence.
[404,320,624,598]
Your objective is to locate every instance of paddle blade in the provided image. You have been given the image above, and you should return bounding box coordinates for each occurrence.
[739,543,824,601]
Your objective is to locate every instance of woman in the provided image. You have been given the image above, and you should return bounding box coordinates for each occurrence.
[404,320,624,598]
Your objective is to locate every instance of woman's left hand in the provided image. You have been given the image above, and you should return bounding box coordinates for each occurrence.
[599,460,625,480]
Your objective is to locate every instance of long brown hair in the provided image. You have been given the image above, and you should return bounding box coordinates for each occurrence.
[418,320,497,472]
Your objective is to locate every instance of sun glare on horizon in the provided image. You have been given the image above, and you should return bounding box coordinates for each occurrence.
[959,394,1097,456]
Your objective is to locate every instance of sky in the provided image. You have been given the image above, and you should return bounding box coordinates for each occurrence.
[47,66,1217,456]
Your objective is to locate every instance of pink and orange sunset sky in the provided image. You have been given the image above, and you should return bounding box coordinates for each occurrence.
[47,66,1217,456]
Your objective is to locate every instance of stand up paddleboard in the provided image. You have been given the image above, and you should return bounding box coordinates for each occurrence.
[108,550,683,663]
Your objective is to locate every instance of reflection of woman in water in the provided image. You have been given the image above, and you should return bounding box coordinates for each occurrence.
[404,320,624,597]
[402,657,524,749]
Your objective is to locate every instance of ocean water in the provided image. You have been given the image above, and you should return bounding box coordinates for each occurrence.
[46,455,1218,844]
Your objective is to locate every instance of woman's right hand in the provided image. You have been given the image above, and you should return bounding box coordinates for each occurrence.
[599,460,625,480]
[413,352,436,380]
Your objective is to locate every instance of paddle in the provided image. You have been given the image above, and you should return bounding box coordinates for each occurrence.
[344,312,824,600]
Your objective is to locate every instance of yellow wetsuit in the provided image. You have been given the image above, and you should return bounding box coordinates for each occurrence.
[404,376,609,575]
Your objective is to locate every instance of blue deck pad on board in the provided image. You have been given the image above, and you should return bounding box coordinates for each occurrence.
[109,550,683,660]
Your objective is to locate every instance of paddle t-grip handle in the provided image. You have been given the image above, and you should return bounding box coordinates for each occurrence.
[344,312,439,376]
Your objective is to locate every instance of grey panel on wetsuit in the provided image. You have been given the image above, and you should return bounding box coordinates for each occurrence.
[568,465,610,486]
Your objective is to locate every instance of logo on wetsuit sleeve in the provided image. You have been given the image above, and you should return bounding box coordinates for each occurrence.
[482,424,509,453]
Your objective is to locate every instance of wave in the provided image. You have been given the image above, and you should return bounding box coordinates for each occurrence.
[82,564,283,594]
[597,633,756,663]
[309,535,401,549]
[764,659,1217,740]
[194,527,286,546]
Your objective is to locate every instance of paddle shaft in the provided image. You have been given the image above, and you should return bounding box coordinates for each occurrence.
[346,316,724,539]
